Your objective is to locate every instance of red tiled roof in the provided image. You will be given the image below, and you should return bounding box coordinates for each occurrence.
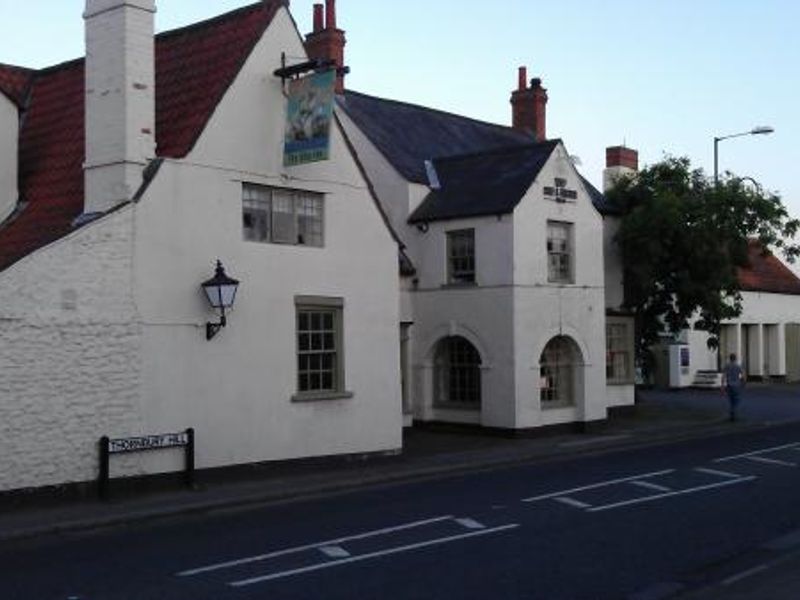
[0,1,283,273]
[0,63,34,106]
[738,240,800,295]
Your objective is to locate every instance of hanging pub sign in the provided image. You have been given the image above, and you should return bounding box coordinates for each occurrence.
[283,69,336,167]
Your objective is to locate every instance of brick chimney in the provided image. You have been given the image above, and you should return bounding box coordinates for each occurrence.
[510,66,548,142]
[603,146,639,191]
[83,0,156,215]
[304,0,346,94]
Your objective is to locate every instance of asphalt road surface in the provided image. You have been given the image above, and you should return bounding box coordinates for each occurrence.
[4,423,800,599]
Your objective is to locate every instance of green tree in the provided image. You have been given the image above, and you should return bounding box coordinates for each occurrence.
[606,156,800,363]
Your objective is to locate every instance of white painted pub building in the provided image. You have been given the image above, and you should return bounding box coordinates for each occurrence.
[0,0,796,494]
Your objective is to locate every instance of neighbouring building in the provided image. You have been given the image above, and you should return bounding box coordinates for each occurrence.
[310,2,636,431]
[599,149,800,388]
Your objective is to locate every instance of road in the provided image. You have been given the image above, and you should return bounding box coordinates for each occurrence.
[4,423,800,599]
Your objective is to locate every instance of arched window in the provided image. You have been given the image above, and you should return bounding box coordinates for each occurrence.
[540,336,578,407]
[434,336,482,407]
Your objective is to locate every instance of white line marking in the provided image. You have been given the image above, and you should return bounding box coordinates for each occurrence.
[694,467,743,479]
[554,496,592,509]
[176,515,454,576]
[587,477,756,513]
[455,518,485,530]
[319,546,350,559]
[522,470,674,502]
[722,563,770,586]
[745,456,797,467]
[228,524,520,587]
[714,443,800,463]
[629,480,672,492]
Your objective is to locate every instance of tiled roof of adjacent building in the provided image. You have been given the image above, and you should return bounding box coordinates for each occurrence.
[0,1,284,273]
[408,141,559,223]
[337,90,535,185]
[738,240,800,295]
[338,90,617,221]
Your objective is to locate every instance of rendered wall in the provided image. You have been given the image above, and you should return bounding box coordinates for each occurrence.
[130,8,402,470]
[0,94,17,224]
[0,209,145,491]
[512,144,611,425]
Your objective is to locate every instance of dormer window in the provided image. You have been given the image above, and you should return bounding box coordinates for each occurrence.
[543,177,577,202]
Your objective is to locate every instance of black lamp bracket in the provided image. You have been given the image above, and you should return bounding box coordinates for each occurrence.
[206,310,227,341]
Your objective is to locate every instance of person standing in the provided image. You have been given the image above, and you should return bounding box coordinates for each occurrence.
[722,353,745,421]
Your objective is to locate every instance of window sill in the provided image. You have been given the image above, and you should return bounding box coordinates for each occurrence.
[541,401,575,410]
[291,391,354,403]
[607,379,635,386]
[432,402,481,412]
[441,282,478,289]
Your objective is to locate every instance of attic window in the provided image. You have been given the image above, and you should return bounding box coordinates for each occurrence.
[243,184,324,247]
[543,178,578,202]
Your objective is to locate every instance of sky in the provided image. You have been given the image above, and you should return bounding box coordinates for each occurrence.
[1,0,798,217]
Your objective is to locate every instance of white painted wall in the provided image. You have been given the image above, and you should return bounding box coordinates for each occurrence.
[512,144,611,425]
[0,208,147,491]
[130,7,402,470]
[0,93,17,224]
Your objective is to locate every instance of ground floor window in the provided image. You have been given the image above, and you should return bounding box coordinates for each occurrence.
[294,296,345,400]
[606,317,634,384]
[434,336,481,408]
[540,336,578,407]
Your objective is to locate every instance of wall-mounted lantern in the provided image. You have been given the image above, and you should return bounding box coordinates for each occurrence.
[200,260,240,340]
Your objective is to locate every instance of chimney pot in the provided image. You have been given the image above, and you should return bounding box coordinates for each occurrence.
[325,0,336,29]
[518,66,527,91]
[313,3,323,32]
[305,0,346,93]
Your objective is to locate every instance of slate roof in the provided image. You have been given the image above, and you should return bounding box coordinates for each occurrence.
[738,240,800,295]
[580,175,618,216]
[0,1,284,273]
[337,90,535,185]
[408,141,559,223]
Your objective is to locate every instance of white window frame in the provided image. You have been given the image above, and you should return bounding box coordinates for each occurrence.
[547,221,574,284]
[606,316,635,384]
[243,183,324,247]
[446,228,476,285]
[292,296,352,402]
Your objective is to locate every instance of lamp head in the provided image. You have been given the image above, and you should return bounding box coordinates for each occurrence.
[751,126,774,135]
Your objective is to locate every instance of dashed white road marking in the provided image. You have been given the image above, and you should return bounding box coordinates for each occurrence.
[177,515,454,576]
[714,443,800,463]
[587,477,756,513]
[228,524,520,587]
[745,456,797,467]
[522,470,675,502]
[319,546,350,559]
[694,467,743,479]
[629,480,672,493]
[455,518,485,530]
[554,496,593,509]
[721,563,770,586]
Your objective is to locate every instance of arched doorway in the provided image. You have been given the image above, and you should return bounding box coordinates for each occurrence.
[433,336,482,408]
[539,335,582,408]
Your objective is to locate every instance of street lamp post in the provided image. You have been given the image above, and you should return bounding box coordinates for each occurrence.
[713,126,774,185]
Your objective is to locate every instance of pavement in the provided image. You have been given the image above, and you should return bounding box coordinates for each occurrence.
[2,382,800,599]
